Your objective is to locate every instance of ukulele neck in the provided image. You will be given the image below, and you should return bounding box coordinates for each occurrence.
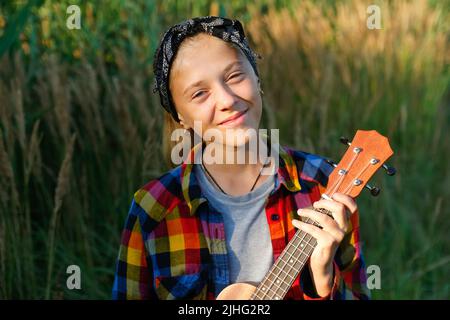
[251,206,332,300]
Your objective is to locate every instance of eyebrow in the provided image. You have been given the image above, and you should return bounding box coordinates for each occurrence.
[182,60,244,96]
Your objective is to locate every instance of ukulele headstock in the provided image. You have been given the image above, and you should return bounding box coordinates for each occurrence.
[324,130,395,199]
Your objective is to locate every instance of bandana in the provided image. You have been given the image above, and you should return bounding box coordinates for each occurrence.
[152,16,261,123]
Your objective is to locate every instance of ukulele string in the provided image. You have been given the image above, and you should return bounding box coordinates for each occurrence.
[255,223,316,299]
[342,158,372,194]
[254,230,310,299]
[270,230,316,299]
[327,149,361,197]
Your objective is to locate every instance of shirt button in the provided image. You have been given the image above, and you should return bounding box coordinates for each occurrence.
[271,213,280,221]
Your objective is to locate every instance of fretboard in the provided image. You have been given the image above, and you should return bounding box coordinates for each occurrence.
[250,206,332,300]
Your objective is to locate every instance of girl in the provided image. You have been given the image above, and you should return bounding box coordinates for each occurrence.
[112,16,370,300]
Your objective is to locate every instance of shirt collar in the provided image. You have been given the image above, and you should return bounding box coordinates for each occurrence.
[180,140,302,216]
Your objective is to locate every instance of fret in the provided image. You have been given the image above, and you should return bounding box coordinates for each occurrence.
[252,287,271,300]
[267,269,291,287]
[256,275,289,300]
[286,232,314,253]
[257,261,306,299]
[257,278,285,300]
[281,245,311,267]
[282,236,314,271]
[291,233,316,254]
[272,233,312,268]
[265,266,295,293]
[284,239,302,254]
[266,270,289,287]
[272,263,296,280]
[293,229,321,250]
[254,265,294,299]
[256,281,287,300]
[257,269,285,289]
[302,238,317,250]
[280,248,308,265]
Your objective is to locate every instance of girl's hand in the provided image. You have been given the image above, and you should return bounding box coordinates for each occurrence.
[292,192,359,297]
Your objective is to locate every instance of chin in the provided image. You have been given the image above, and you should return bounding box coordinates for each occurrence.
[220,126,259,148]
[224,135,248,148]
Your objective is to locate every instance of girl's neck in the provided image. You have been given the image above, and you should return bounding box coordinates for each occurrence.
[202,136,271,175]
[200,136,274,196]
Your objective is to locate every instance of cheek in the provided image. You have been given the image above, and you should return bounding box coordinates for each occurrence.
[242,80,262,118]
[182,102,216,131]
[235,78,259,100]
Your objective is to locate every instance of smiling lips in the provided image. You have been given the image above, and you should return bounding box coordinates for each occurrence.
[219,109,249,126]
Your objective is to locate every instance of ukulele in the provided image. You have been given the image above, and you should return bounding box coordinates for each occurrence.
[216,130,395,300]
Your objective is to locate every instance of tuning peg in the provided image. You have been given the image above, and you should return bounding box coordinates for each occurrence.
[340,136,396,176]
[382,164,396,176]
[326,158,338,167]
[366,184,381,196]
[340,136,351,146]
[327,158,380,195]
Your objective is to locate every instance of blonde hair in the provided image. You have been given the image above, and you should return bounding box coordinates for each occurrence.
[162,112,195,169]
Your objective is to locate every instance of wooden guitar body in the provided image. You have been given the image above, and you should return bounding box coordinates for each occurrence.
[217,283,257,300]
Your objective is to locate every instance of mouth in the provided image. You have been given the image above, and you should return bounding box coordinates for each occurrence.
[218,109,249,127]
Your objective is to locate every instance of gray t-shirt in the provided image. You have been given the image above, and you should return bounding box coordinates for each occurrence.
[193,163,275,284]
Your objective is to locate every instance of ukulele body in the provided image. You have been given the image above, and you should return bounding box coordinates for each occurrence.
[216,283,257,300]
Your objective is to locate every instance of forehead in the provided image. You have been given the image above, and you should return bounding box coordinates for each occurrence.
[169,33,247,86]
[177,33,242,62]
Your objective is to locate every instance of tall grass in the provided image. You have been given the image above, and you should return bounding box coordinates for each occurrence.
[0,0,448,299]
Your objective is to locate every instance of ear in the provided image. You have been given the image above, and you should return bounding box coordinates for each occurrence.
[257,78,264,95]
[177,113,191,130]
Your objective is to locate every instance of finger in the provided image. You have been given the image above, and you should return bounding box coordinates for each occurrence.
[313,199,348,232]
[292,219,335,244]
[297,208,345,241]
[331,193,358,215]
[297,208,334,230]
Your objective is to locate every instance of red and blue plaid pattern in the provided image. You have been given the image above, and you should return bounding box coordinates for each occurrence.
[112,142,370,300]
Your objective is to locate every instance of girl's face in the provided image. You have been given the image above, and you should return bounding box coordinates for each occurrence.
[169,33,262,148]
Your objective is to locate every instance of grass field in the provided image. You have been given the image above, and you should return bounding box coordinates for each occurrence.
[0,0,449,299]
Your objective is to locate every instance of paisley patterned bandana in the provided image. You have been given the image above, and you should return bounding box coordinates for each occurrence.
[152,16,261,123]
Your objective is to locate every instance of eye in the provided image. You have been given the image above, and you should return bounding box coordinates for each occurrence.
[227,72,244,81]
[192,91,205,99]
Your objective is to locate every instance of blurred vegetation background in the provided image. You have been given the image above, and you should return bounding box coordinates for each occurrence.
[0,0,448,299]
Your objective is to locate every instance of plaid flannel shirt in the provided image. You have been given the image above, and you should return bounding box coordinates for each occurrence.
[112,142,370,300]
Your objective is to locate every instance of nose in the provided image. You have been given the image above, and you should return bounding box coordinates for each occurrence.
[214,82,238,111]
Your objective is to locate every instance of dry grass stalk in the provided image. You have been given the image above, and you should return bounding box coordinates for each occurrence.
[45,133,76,299]
[0,130,19,211]
[49,55,71,145]
[25,120,42,185]
[12,80,26,152]
[0,215,6,298]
